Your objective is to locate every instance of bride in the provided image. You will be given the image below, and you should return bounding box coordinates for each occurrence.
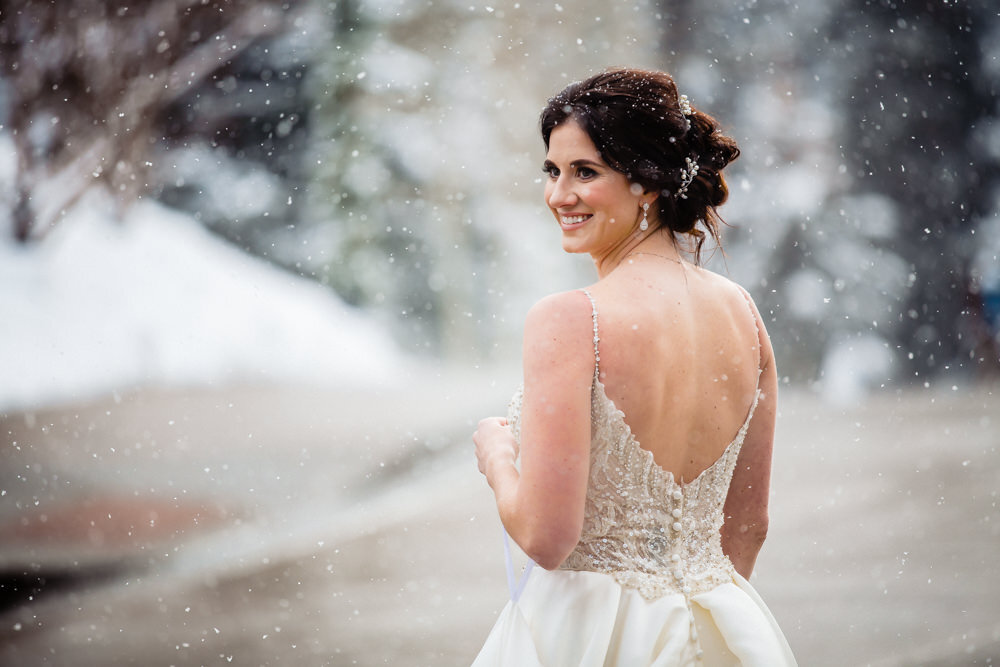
[472,68,796,666]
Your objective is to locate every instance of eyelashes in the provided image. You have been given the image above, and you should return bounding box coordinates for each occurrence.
[541,164,597,179]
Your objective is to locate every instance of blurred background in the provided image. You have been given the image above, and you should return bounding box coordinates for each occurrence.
[0,1,998,665]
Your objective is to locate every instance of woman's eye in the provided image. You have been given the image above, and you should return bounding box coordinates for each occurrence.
[577,167,596,179]
[542,165,559,178]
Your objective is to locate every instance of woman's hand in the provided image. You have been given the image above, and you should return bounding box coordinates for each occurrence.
[473,417,517,482]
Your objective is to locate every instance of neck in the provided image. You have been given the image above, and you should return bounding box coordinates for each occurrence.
[592,230,683,278]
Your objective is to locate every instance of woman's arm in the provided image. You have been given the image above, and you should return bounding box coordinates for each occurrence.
[474,291,594,570]
[721,290,777,579]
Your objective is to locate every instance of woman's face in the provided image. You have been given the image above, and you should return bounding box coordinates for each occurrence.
[543,120,647,256]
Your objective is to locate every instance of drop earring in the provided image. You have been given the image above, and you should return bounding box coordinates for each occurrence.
[639,202,650,231]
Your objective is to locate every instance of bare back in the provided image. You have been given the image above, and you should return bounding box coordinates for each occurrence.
[586,260,764,483]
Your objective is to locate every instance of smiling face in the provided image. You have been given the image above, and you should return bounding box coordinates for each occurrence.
[543,120,653,257]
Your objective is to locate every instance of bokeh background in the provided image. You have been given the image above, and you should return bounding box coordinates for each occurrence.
[1,1,998,665]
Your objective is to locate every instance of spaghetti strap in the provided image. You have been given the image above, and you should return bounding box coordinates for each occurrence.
[737,286,764,379]
[580,288,600,382]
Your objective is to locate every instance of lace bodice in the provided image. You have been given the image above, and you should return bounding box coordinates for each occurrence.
[507,289,761,602]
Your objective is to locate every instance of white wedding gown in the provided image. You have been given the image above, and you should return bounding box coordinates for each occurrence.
[472,290,796,666]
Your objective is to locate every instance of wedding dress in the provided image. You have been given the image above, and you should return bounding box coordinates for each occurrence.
[472,289,796,666]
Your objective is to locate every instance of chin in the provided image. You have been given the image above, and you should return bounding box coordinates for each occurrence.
[560,237,589,255]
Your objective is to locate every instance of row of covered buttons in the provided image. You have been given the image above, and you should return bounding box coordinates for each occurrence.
[669,489,690,594]
[670,488,683,531]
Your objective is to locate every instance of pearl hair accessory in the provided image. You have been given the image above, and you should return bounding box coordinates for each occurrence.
[675,93,698,200]
[678,94,693,130]
[676,156,699,200]
[639,202,650,231]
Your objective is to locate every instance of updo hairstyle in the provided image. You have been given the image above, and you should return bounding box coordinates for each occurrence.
[540,68,740,262]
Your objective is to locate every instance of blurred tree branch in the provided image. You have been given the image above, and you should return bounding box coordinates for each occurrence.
[0,0,303,241]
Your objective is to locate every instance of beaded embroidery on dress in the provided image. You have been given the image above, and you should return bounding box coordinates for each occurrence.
[473,289,796,667]
[555,288,760,602]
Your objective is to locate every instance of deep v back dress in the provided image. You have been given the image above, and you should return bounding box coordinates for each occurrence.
[472,289,796,667]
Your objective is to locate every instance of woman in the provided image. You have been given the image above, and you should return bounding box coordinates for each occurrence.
[472,68,796,666]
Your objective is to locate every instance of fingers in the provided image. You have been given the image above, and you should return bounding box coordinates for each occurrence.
[473,417,515,477]
[473,416,508,441]
[477,416,506,429]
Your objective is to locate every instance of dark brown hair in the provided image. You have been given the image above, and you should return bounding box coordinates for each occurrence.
[540,68,740,263]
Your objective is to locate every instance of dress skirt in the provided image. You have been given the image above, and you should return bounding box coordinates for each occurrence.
[471,568,796,667]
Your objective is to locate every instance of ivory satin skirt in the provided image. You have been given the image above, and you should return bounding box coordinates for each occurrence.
[471,567,796,667]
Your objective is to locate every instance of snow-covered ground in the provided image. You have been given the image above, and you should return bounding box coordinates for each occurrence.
[0,190,409,412]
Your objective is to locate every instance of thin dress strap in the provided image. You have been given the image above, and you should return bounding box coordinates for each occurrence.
[737,286,764,381]
[580,289,600,383]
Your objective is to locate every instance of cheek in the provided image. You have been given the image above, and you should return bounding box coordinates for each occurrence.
[583,185,610,210]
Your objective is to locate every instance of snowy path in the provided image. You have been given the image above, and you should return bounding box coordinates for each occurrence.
[0,377,997,666]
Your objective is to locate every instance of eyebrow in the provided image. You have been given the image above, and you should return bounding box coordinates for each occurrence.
[542,158,604,168]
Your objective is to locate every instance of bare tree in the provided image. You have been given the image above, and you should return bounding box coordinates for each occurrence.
[0,0,300,241]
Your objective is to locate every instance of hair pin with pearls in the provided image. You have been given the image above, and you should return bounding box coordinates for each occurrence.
[676,156,699,200]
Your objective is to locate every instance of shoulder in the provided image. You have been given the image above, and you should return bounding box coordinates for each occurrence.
[522,290,596,372]
[711,273,775,364]
[524,289,595,338]
[690,264,745,297]
[725,278,767,333]
[696,267,764,317]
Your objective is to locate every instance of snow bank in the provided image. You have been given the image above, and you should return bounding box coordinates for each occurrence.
[0,191,409,412]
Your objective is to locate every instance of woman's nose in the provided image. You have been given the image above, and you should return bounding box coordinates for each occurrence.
[547,176,577,208]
